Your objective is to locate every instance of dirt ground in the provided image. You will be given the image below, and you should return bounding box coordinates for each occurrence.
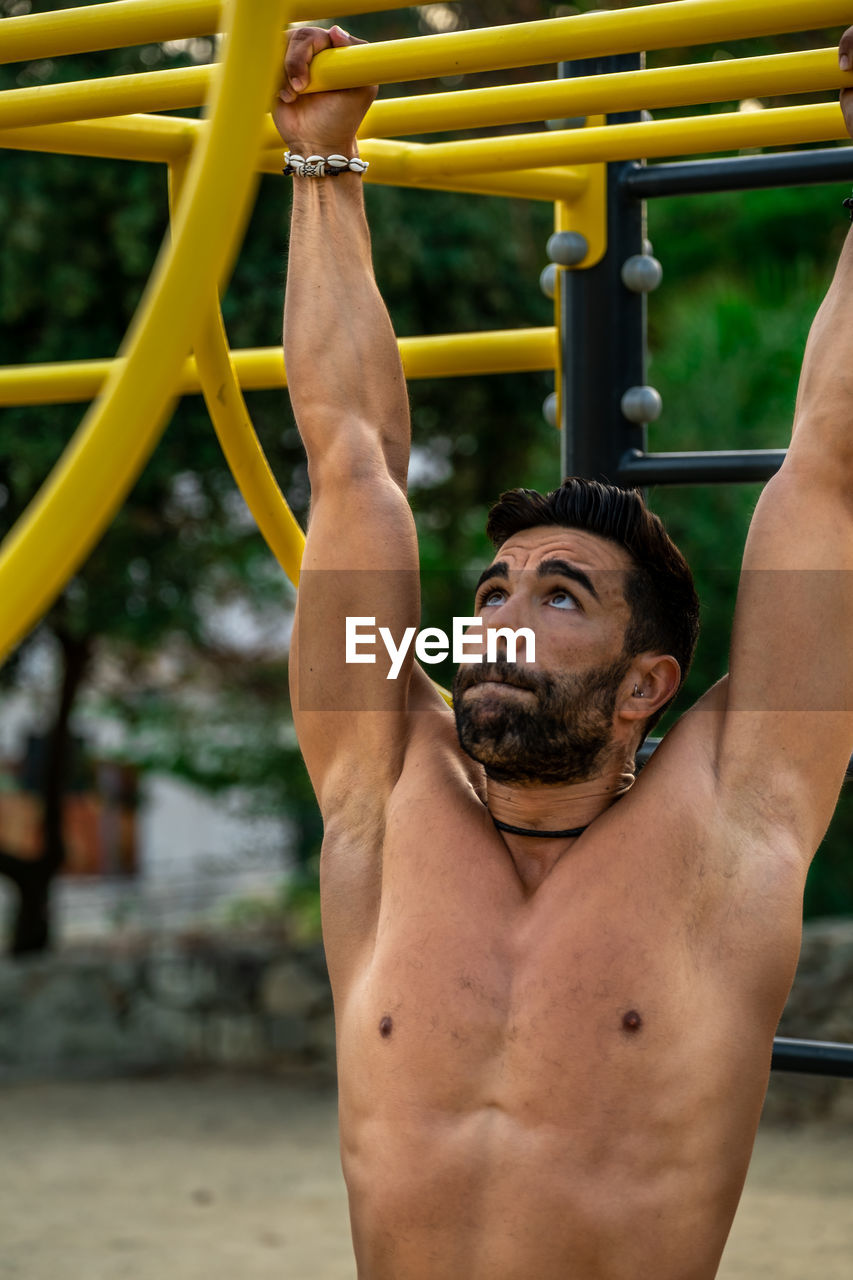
[0,1074,850,1279]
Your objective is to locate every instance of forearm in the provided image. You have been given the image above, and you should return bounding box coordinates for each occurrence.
[789,224,853,473]
[284,175,410,490]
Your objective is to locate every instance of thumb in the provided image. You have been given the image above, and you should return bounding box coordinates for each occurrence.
[840,24,853,72]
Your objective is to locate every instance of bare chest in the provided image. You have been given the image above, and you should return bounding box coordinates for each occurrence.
[334,848,717,1129]
[325,761,799,1139]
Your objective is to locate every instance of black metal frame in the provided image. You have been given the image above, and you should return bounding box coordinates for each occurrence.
[771,1037,853,1077]
[623,146,853,200]
[617,448,785,486]
[559,54,647,483]
[559,60,853,1081]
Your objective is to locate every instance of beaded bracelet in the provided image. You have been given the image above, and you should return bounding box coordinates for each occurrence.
[283,151,369,178]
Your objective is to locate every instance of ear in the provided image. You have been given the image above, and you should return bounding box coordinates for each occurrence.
[617,654,681,726]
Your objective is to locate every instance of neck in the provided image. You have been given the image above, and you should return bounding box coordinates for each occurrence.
[486,767,635,834]
[486,759,635,892]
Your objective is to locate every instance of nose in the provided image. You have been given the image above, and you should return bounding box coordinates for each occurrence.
[484,625,511,663]
[481,595,536,664]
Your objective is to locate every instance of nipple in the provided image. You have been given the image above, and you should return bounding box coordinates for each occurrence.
[621,1009,642,1033]
[379,1015,393,1038]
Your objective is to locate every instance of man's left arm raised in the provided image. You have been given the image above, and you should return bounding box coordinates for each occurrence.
[709,31,853,862]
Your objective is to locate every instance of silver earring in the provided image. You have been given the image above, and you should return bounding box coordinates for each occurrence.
[633,684,644,698]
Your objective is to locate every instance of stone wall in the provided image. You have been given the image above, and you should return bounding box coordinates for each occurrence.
[1,920,852,1123]
[0,933,336,1083]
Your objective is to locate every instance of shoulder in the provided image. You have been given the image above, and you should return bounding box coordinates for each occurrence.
[633,690,812,896]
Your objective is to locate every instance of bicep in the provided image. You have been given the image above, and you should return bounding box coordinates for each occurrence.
[713,460,853,854]
[289,455,446,807]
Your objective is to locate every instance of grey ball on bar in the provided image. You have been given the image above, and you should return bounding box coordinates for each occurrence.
[621,385,662,424]
[539,263,559,299]
[546,231,589,266]
[621,254,663,293]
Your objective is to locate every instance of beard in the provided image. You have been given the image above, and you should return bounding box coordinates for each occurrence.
[452,652,632,785]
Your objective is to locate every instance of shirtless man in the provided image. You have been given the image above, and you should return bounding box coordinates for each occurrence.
[274,23,853,1279]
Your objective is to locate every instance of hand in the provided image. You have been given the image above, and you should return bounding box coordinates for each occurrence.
[273,25,378,156]
[840,26,853,138]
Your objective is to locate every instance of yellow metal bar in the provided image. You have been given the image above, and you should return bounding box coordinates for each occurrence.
[374,101,849,180]
[1,42,847,139]
[350,138,588,202]
[0,330,558,406]
[303,1,853,92]
[0,98,844,206]
[0,0,288,666]
[0,357,120,404]
[169,156,304,587]
[372,165,585,205]
[398,328,557,379]
[0,112,583,202]
[0,0,221,65]
[0,115,196,163]
[0,0,415,65]
[395,167,586,205]
[363,48,851,140]
[0,65,213,131]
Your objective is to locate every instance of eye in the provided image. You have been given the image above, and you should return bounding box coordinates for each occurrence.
[548,589,578,610]
[479,588,505,608]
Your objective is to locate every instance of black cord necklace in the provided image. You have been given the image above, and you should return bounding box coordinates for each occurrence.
[491,817,589,840]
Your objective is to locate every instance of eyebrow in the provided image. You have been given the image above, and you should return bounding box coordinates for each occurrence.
[474,558,600,601]
[475,561,509,593]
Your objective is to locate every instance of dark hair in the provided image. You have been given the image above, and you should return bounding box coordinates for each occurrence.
[485,477,700,735]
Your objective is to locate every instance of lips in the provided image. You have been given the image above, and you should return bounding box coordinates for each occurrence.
[461,667,536,694]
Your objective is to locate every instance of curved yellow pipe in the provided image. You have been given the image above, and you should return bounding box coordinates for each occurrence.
[169,156,304,587]
[169,164,451,704]
[0,0,288,666]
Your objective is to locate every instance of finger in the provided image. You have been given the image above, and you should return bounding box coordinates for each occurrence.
[277,65,296,104]
[839,25,853,72]
[284,25,333,94]
[328,24,367,48]
[327,26,377,99]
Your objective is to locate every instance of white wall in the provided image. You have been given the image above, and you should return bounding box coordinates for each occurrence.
[1,774,292,943]
[0,636,298,944]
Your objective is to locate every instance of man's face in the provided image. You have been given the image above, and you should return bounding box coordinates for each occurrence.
[452,527,635,784]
